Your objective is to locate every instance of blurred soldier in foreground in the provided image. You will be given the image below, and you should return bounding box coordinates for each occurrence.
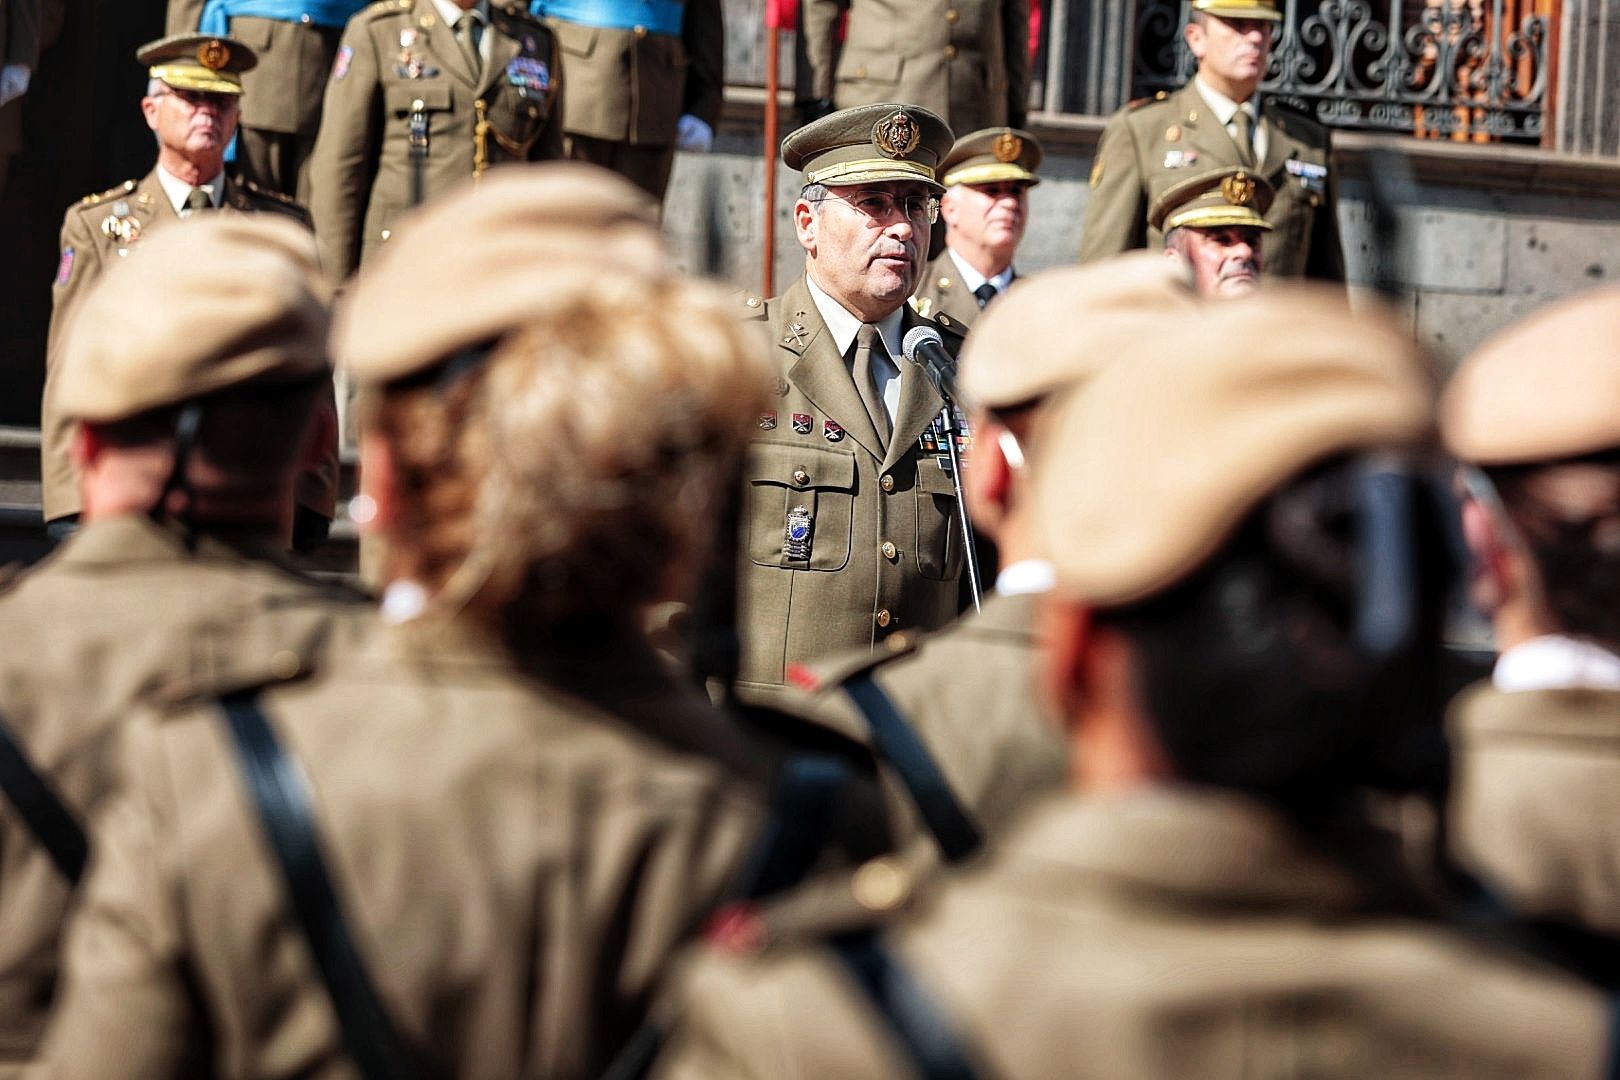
[1440,285,1620,936]
[166,0,372,199]
[531,0,722,200]
[1080,0,1343,282]
[735,103,967,696]
[41,33,339,550]
[651,290,1611,1079]
[29,166,818,1079]
[0,216,368,1078]
[1152,165,1271,297]
[910,127,1041,327]
[797,0,1028,135]
[307,0,565,280]
[799,256,1192,862]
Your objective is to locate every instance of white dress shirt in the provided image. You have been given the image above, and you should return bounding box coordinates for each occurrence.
[804,274,904,422]
[1492,633,1620,693]
[156,164,225,215]
[430,0,493,67]
[946,247,1014,299]
[1194,76,1268,165]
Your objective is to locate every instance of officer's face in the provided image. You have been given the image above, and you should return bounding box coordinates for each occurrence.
[143,84,240,165]
[796,181,933,321]
[1185,14,1274,91]
[941,181,1029,264]
[1170,224,1263,297]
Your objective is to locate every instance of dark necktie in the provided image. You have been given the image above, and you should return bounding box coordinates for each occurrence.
[1232,107,1257,169]
[456,11,484,78]
[973,282,997,308]
[184,186,213,215]
[854,324,891,446]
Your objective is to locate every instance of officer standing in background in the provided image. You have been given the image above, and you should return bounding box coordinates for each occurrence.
[1080,0,1343,282]
[1440,285,1620,938]
[0,216,368,1078]
[166,0,372,200]
[735,103,967,697]
[1,0,61,199]
[650,289,1613,1080]
[40,33,339,550]
[797,0,1028,133]
[910,126,1041,328]
[1151,165,1272,296]
[530,0,722,200]
[306,0,564,280]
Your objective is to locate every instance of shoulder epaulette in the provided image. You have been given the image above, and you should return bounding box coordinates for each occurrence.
[495,1,546,24]
[239,178,305,208]
[357,0,409,21]
[738,292,769,321]
[77,178,137,208]
[930,310,966,338]
[1264,95,1327,130]
[1126,90,1169,111]
[809,632,922,695]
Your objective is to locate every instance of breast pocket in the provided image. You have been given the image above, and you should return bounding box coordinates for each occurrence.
[913,458,963,581]
[745,441,856,572]
[385,81,454,132]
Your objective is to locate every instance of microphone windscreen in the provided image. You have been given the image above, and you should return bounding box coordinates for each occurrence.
[902,324,945,363]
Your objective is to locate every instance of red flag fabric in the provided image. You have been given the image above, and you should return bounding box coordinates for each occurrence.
[765,0,798,30]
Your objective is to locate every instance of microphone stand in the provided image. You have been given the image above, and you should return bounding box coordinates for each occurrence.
[936,398,983,612]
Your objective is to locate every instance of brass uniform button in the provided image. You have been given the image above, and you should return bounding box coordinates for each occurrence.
[792,467,810,486]
[746,295,763,308]
[852,857,910,912]
[270,650,302,680]
[876,608,892,628]
[633,24,647,37]
[880,474,895,493]
[944,7,959,20]
[943,44,957,59]
[881,540,897,560]
[886,632,910,652]
[380,229,392,241]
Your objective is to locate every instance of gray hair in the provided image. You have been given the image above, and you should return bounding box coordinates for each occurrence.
[1163,225,1189,253]
[799,182,828,213]
[146,77,167,97]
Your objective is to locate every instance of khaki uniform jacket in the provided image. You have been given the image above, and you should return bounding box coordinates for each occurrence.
[907,260,1011,331]
[736,278,968,693]
[807,590,1065,839]
[40,168,337,526]
[0,515,370,1078]
[545,0,722,146]
[1449,681,1620,936]
[167,0,355,135]
[1079,81,1345,282]
[801,0,1029,133]
[34,618,768,1080]
[655,788,1609,1080]
[307,0,565,280]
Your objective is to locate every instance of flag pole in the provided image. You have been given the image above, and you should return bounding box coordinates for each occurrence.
[761,1,782,297]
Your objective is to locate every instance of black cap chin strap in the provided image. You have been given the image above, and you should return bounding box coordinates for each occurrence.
[148,402,205,548]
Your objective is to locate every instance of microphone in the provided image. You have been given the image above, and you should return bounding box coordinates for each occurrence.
[901,325,960,404]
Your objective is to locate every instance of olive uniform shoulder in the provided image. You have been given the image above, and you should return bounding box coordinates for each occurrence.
[354,0,412,24]
[71,179,138,214]
[1126,90,1170,112]
[930,310,967,340]
[237,179,314,225]
[738,292,769,322]
[1264,96,1329,139]
[0,561,25,597]
[492,1,550,30]
[807,631,923,694]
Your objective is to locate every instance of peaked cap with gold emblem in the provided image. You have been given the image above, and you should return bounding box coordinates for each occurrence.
[137,32,258,96]
[1191,0,1283,21]
[783,103,954,193]
[941,127,1043,189]
[1150,166,1275,233]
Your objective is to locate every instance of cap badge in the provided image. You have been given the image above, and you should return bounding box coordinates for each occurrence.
[1222,172,1257,206]
[197,38,231,71]
[872,111,920,159]
[783,505,813,561]
[992,132,1022,162]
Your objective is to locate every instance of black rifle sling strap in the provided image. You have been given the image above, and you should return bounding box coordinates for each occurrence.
[841,675,983,863]
[0,713,88,883]
[830,928,980,1080]
[218,689,418,1080]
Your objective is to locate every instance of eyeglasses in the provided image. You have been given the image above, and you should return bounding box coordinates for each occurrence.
[815,189,940,224]
[963,181,1029,200]
[154,86,239,111]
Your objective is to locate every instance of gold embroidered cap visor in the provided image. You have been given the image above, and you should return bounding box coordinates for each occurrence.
[1191,0,1284,21]
[1150,167,1275,232]
[783,103,954,193]
[55,216,330,423]
[940,127,1044,188]
[136,32,258,96]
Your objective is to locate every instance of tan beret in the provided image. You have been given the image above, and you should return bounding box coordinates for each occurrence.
[783,103,953,192]
[941,127,1043,188]
[137,33,257,95]
[334,163,665,385]
[1440,285,1620,465]
[1149,167,1274,233]
[1037,287,1433,606]
[959,252,1196,409]
[56,215,329,424]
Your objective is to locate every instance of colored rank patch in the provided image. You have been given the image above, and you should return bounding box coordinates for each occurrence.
[823,420,844,443]
[54,248,74,286]
[332,44,353,81]
[791,413,812,435]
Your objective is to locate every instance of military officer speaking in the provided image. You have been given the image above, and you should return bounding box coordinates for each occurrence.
[306,0,565,280]
[735,103,968,695]
[1079,0,1344,282]
[1151,165,1273,297]
[530,0,723,200]
[910,126,1041,328]
[166,0,372,200]
[40,33,339,549]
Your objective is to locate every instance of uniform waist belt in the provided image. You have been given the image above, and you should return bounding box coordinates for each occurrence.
[532,0,683,36]
[199,0,370,34]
